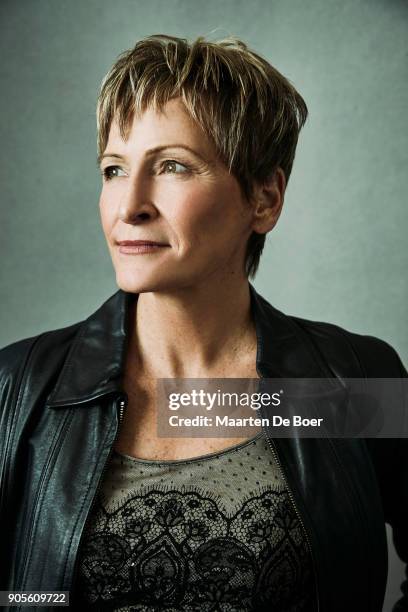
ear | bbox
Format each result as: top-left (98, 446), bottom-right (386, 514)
top-left (251, 167), bottom-right (286, 234)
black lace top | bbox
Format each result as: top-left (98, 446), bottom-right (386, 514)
top-left (72, 432), bottom-right (317, 611)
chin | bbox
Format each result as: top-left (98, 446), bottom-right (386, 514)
top-left (115, 272), bottom-right (159, 294)
top-left (115, 268), bottom-right (188, 295)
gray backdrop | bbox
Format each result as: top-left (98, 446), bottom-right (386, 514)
top-left (1, 1), bottom-right (407, 609)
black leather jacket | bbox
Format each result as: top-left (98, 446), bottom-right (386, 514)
top-left (0, 283), bottom-right (407, 612)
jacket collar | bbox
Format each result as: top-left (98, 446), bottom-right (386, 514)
top-left (46, 282), bottom-right (337, 408)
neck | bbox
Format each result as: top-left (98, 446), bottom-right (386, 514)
top-left (128, 276), bottom-right (257, 378)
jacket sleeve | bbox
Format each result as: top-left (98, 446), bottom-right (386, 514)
top-left (0, 335), bottom-right (39, 480)
top-left (290, 315), bottom-right (408, 610)
top-left (384, 349), bottom-right (408, 612)
top-left (357, 339), bottom-right (408, 612)
top-left (0, 334), bottom-right (42, 587)
top-left (304, 318), bottom-right (408, 611)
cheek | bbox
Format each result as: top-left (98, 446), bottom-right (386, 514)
top-left (99, 194), bottom-right (115, 237)
top-left (171, 199), bottom-right (220, 250)
top-left (174, 184), bottom-right (234, 233)
top-left (182, 186), bottom-right (245, 247)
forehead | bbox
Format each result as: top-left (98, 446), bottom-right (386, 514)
top-left (105, 97), bottom-right (216, 158)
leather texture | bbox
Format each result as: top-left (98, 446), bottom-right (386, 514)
top-left (0, 283), bottom-right (407, 612)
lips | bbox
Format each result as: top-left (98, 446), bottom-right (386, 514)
top-left (117, 240), bottom-right (168, 246)
top-left (116, 239), bottom-right (170, 255)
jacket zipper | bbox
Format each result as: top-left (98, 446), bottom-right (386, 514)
top-left (69, 392), bottom-right (128, 593)
top-left (261, 428), bottom-right (321, 612)
top-left (118, 397), bottom-right (127, 425)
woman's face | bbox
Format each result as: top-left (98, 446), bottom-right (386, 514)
top-left (99, 97), bottom-right (255, 294)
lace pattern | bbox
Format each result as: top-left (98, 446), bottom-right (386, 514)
top-left (73, 435), bottom-right (317, 611)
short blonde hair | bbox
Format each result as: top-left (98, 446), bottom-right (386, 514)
top-left (97, 34), bottom-right (308, 277)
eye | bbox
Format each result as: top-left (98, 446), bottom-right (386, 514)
top-left (101, 166), bottom-right (126, 180)
top-left (161, 160), bottom-right (190, 174)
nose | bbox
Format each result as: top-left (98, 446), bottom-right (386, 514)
top-left (118, 170), bottom-right (158, 225)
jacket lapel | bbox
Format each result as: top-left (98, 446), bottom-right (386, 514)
top-left (45, 290), bottom-right (135, 407)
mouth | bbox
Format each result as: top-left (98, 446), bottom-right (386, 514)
top-left (116, 240), bottom-right (170, 255)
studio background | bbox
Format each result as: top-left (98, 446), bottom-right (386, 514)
top-left (0, 1), bottom-right (407, 609)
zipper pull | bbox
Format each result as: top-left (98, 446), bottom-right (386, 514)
top-left (116, 393), bottom-right (128, 424)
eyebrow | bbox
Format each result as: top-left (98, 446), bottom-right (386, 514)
top-left (96, 144), bottom-right (209, 167)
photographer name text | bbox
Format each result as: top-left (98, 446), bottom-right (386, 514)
top-left (168, 415), bottom-right (323, 428)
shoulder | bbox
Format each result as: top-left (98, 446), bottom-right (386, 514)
top-left (289, 313), bottom-right (406, 378)
top-left (0, 321), bottom-right (87, 468)
top-left (287, 313), bottom-right (407, 504)
top-left (0, 321), bottom-right (83, 388)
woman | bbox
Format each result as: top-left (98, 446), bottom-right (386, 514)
top-left (0, 34), bottom-right (406, 612)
